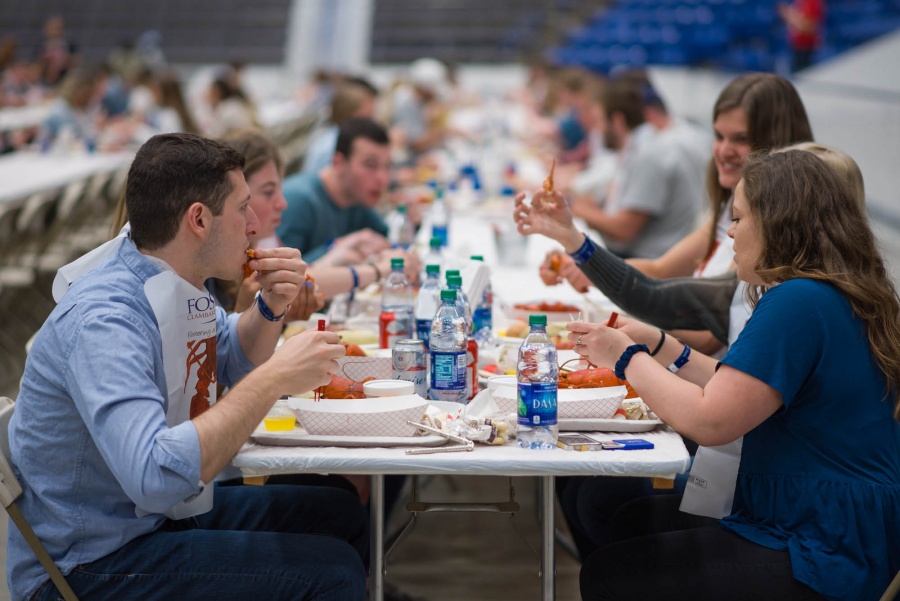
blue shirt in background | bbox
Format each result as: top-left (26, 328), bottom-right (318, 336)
top-left (276, 171), bottom-right (388, 263)
top-left (720, 279), bottom-right (900, 601)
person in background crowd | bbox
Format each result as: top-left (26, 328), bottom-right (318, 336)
top-left (38, 66), bottom-right (105, 152)
top-left (202, 76), bottom-right (258, 138)
top-left (303, 76), bottom-right (379, 174)
top-left (779, 0), bottom-right (825, 72)
top-left (563, 77), bottom-right (703, 261)
top-left (571, 149), bottom-right (900, 601)
top-left (390, 57), bottom-right (451, 160)
top-left (10, 133), bottom-right (368, 601)
top-left (37, 15), bottom-right (78, 87)
top-left (278, 117), bottom-right (392, 263)
top-left (554, 67), bottom-right (596, 164)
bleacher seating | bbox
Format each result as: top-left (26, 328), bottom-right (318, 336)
top-left (552, 0), bottom-right (900, 73)
top-left (0, 0), bottom-right (291, 64)
top-left (369, 0), bottom-right (601, 64)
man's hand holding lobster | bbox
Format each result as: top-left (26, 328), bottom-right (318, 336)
top-left (248, 247), bottom-right (307, 317)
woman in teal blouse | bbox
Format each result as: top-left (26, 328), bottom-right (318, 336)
top-left (569, 150), bottom-right (900, 601)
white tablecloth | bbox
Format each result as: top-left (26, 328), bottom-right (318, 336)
top-left (0, 151), bottom-right (133, 204)
top-left (233, 426), bottom-right (690, 478)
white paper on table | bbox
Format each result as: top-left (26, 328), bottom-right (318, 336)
top-left (679, 438), bottom-right (743, 519)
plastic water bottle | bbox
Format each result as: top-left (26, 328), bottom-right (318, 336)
top-left (429, 289), bottom-right (467, 404)
top-left (388, 204), bottom-right (415, 250)
top-left (517, 314), bottom-right (559, 449)
top-left (420, 236), bottom-right (443, 282)
top-left (431, 187), bottom-right (449, 247)
top-left (446, 273), bottom-right (478, 400)
top-left (379, 258), bottom-right (413, 349)
top-left (445, 273), bottom-right (472, 333)
top-left (415, 264), bottom-right (441, 350)
top-left (469, 255), bottom-right (493, 335)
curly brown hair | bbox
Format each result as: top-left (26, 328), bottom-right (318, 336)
top-left (742, 150), bottom-right (900, 414)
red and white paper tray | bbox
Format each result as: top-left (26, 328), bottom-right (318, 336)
top-left (337, 348), bottom-right (392, 382)
top-left (289, 395), bottom-right (429, 438)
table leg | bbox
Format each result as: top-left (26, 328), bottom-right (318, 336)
top-left (370, 474), bottom-right (385, 601)
top-left (541, 475), bottom-right (556, 600)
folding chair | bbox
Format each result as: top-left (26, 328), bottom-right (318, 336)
top-left (0, 397), bottom-right (79, 601)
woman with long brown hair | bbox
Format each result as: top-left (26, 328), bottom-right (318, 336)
top-left (570, 150), bottom-right (900, 600)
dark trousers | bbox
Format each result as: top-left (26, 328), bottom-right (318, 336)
top-left (579, 495), bottom-right (826, 601)
top-left (34, 484), bottom-right (368, 601)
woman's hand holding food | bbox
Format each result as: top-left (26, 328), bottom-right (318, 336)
top-left (566, 319), bottom-right (637, 369)
top-left (539, 251), bottom-right (565, 286)
top-left (513, 190), bottom-right (585, 253)
top-left (556, 254), bottom-right (591, 293)
top-left (249, 247), bottom-right (306, 316)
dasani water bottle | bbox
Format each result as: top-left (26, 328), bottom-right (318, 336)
top-left (517, 314), bottom-right (559, 449)
top-left (428, 289), bottom-right (468, 404)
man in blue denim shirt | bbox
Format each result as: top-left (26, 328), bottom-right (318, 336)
top-left (9, 133), bottom-right (367, 601)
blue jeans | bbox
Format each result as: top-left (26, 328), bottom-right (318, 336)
top-left (33, 484), bottom-right (368, 601)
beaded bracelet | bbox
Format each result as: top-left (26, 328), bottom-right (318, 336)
top-left (614, 343), bottom-right (650, 380)
top-left (256, 292), bottom-right (286, 322)
top-left (371, 262), bottom-right (383, 282)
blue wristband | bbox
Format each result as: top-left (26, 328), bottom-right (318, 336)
top-left (568, 235), bottom-right (597, 265)
top-left (615, 343), bottom-right (649, 380)
top-left (668, 344), bottom-right (691, 373)
top-left (255, 292), bottom-right (286, 322)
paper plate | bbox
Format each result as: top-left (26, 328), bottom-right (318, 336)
top-left (251, 424), bottom-right (448, 448)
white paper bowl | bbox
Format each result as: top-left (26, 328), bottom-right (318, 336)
top-left (492, 385), bottom-right (627, 419)
top-left (290, 395), bottom-right (428, 437)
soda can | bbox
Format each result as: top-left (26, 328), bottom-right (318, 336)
top-left (380, 310), bottom-right (412, 349)
top-left (392, 339), bottom-right (428, 398)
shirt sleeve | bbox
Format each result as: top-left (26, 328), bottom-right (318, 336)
top-left (578, 244), bottom-right (737, 344)
top-left (64, 307), bottom-right (203, 513)
top-left (720, 281), bottom-right (827, 407)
